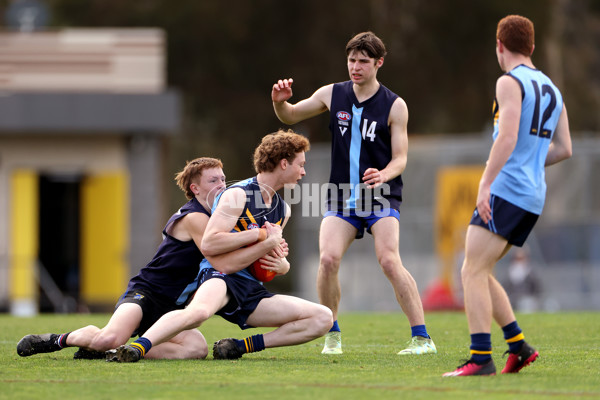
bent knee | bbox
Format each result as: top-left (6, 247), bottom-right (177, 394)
top-left (319, 253), bottom-right (342, 273)
top-left (377, 252), bottom-right (401, 269)
top-left (186, 339), bottom-right (208, 359)
top-left (192, 342), bottom-right (209, 359)
top-left (182, 307), bottom-right (211, 328)
top-left (313, 305), bottom-right (334, 335)
top-left (461, 261), bottom-right (487, 281)
top-left (91, 332), bottom-right (124, 351)
top-left (180, 331), bottom-right (209, 359)
top-left (378, 257), bottom-right (404, 279)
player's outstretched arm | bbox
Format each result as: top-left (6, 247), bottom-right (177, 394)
top-left (272, 79), bottom-right (332, 125)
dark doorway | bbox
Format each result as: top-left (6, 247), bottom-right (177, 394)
top-left (38, 174), bottom-right (81, 312)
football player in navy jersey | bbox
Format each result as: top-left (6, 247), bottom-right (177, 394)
top-left (443, 15), bottom-right (572, 377)
top-left (17, 158), bottom-right (226, 361)
top-left (271, 31), bottom-right (435, 356)
top-left (107, 130), bottom-right (333, 362)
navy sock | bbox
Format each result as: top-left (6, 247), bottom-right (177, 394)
top-left (502, 321), bottom-right (524, 353)
top-left (235, 334), bottom-right (265, 354)
top-left (329, 320), bottom-right (340, 333)
top-left (57, 332), bottom-right (71, 348)
top-left (131, 337), bottom-right (153, 357)
top-left (470, 333), bottom-right (492, 364)
top-left (411, 324), bottom-right (430, 339)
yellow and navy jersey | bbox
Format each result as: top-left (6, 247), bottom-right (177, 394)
top-left (126, 197), bottom-right (210, 306)
top-left (328, 81), bottom-right (403, 211)
top-left (202, 176), bottom-right (286, 282)
top-left (227, 177), bottom-right (286, 234)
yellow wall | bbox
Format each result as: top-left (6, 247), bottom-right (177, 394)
top-left (9, 170), bottom-right (39, 312)
top-left (80, 172), bottom-right (129, 306)
top-left (435, 166), bottom-right (484, 286)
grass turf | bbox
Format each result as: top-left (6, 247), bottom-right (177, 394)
top-left (1, 311), bottom-right (599, 399)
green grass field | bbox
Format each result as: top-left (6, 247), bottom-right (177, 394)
top-left (1, 311), bottom-right (599, 399)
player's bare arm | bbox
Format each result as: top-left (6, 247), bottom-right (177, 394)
top-left (363, 97), bottom-right (408, 188)
top-left (201, 188), bottom-right (281, 257)
top-left (476, 75), bottom-right (521, 223)
top-left (272, 79), bottom-right (333, 125)
top-left (267, 205), bottom-right (291, 259)
top-left (167, 212), bottom-right (208, 244)
top-left (254, 207), bottom-right (291, 275)
top-left (255, 240), bottom-right (291, 276)
top-left (207, 222), bottom-right (284, 274)
top-left (182, 211), bottom-right (273, 276)
top-left (545, 105), bottom-right (572, 166)
top-left (173, 212), bottom-right (210, 249)
top-left (208, 205), bottom-right (289, 273)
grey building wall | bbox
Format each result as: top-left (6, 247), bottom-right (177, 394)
top-left (127, 134), bottom-right (166, 274)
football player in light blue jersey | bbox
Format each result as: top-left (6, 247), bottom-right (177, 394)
top-left (444, 15), bottom-right (572, 377)
top-left (490, 64), bottom-right (563, 214)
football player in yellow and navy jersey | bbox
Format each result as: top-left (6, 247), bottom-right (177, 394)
top-left (17, 158), bottom-right (226, 361)
top-left (109, 130), bottom-right (333, 362)
top-left (208, 175), bottom-right (287, 283)
top-left (443, 15), bottom-right (572, 377)
top-left (271, 31), bottom-right (435, 356)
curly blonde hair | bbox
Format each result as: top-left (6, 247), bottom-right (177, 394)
top-left (175, 157), bottom-right (223, 199)
top-left (253, 129), bottom-right (310, 173)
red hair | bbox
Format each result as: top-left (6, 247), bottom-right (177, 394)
top-left (497, 15), bottom-right (535, 56)
top-left (175, 157), bottom-right (223, 199)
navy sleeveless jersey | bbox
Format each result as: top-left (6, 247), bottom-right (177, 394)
top-left (126, 197), bottom-right (210, 305)
top-left (201, 176), bottom-right (286, 282)
top-left (328, 81), bottom-right (403, 211)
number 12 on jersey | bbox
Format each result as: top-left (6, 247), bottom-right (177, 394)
top-left (529, 80), bottom-right (557, 139)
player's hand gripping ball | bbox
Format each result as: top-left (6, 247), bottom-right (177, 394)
top-left (248, 228), bottom-right (277, 282)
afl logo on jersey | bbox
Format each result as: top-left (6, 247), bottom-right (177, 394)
top-left (248, 223), bottom-right (260, 230)
top-left (336, 111), bottom-right (351, 121)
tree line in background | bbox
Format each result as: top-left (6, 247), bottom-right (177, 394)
top-left (4, 0), bottom-right (599, 182)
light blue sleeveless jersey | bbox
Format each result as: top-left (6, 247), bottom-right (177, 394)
top-left (490, 65), bottom-right (563, 214)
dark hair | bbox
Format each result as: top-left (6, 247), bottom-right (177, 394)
top-left (345, 31), bottom-right (387, 59)
top-left (174, 157), bottom-right (223, 199)
top-left (497, 15), bottom-right (534, 56)
top-left (253, 129), bottom-right (310, 173)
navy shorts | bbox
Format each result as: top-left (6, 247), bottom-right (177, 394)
top-left (115, 287), bottom-right (183, 337)
top-left (324, 208), bottom-right (400, 239)
top-left (199, 268), bottom-right (274, 330)
top-left (470, 195), bottom-right (539, 247)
